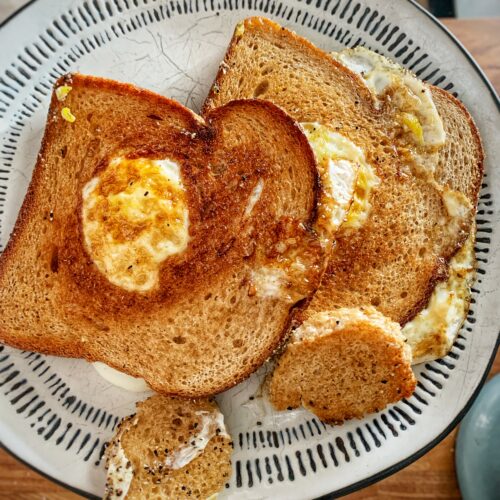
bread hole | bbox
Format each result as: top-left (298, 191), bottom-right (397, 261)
top-left (172, 417), bottom-right (182, 426)
top-left (371, 297), bottom-right (381, 307)
top-left (238, 76), bottom-right (244, 87)
top-left (173, 336), bottom-right (186, 344)
top-left (147, 114), bottom-right (163, 121)
top-left (230, 295), bottom-right (237, 305)
top-left (60, 145), bottom-right (67, 158)
top-left (86, 112), bottom-right (93, 122)
top-left (233, 339), bottom-right (243, 348)
top-left (253, 80), bottom-right (269, 98)
top-left (204, 292), bottom-right (212, 301)
top-left (400, 291), bottom-right (408, 298)
top-left (261, 66), bottom-right (273, 76)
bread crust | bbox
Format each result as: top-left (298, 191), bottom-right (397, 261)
top-left (203, 17), bottom-right (378, 117)
top-left (430, 85), bottom-right (484, 207)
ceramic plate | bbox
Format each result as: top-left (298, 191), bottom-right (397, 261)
top-left (0, 0), bottom-right (498, 498)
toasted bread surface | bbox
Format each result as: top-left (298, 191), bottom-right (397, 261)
top-left (0, 74), bottom-right (324, 396)
top-left (204, 17), bottom-right (481, 325)
top-left (431, 86), bottom-right (484, 206)
top-left (268, 308), bottom-right (416, 423)
top-left (104, 395), bottom-right (232, 499)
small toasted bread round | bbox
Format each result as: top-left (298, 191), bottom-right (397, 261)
top-left (104, 395), bottom-right (232, 499)
top-left (268, 308), bottom-right (416, 423)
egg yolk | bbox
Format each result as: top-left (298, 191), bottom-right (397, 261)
top-left (82, 157), bottom-right (189, 292)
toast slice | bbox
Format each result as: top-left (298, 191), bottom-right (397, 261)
top-left (203, 17), bottom-right (482, 329)
top-left (268, 308), bottom-right (416, 423)
top-left (104, 395), bottom-right (232, 499)
top-left (0, 74), bottom-right (325, 396)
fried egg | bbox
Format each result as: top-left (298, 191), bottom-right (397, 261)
top-left (93, 362), bottom-right (151, 392)
top-left (82, 156), bottom-right (189, 292)
top-left (403, 231), bottom-right (475, 364)
top-left (302, 122), bottom-right (379, 238)
top-left (332, 47), bottom-right (446, 148)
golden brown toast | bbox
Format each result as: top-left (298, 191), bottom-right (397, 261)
top-left (204, 17), bottom-right (482, 327)
top-left (0, 73), bottom-right (325, 397)
top-left (268, 308), bottom-right (416, 423)
top-left (104, 395), bottom-right (232, 499)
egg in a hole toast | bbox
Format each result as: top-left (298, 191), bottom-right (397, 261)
top-left (0, 73), bottom-right (325, 397)
top-left (204, 17), bottom-right (482, 421)
top-left (204, 17), bottom-right (482, 363)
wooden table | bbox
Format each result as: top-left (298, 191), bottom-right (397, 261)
top-left (0, 11), bottom-right (499, 500)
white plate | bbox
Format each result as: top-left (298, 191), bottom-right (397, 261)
top-left (0, 1), bottom-right (498, 498)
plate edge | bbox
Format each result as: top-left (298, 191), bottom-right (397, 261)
top-left (0, 1), bottom-right (498, 499)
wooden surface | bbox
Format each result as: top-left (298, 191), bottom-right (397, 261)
top-left (0, 12), bottom-right (499, 500)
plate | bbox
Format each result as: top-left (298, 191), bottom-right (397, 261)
top-left (0, 0), bottom-right (498, 498)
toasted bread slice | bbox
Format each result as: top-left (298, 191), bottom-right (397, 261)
top-left (204, 17), bottom-right (482, 327)
top-left (0, 74), bottom-right (325, 396)
top-left (268, 308), bottom-right (416, 423)
top-left (104, 395), bottom-right (232, 499)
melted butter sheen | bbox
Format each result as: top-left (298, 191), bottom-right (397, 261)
top-left (82, 157), bottom-right (189, 292)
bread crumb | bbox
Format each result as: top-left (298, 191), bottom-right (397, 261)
top-left (234, 22), bottom-right (245, 38)
top-left (61, 107), bottom-right (76, 123)
top-left (55, 85), bottom-right (72, 102)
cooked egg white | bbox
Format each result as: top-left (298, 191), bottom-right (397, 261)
top-left (82, 157), bottom-right (189, 292)
top-left (302, 122), bottom-right (379, 236)
top-left (248, 221), bottom-right (323, 303)
top-left (163, 410), bottom-right (229, 470)
top-left (442, 188), bottom-right (472, 219)
top-left (250, 266), bottom-right (288, 299)
top-left (93, 362), bottom-right (151, 392)
top-left (332, 47), bottom-right (446, 148)
top-left (403, 231), bottom-right (475, 364)
top-left (244, 178), bottom-right (264, 217)
top-left (105, 430), bottom-right (135, 499)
